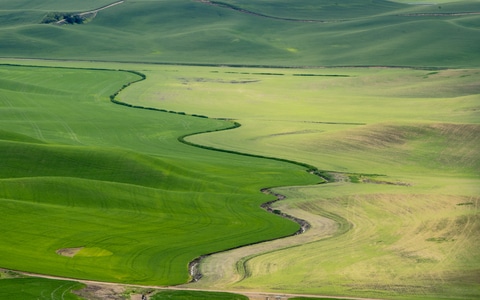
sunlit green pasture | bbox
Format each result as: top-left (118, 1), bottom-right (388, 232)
top-left (0, 274), bottom-right (83, 300)
top-left (1, 0), bottom-right (479, 299)
top-left (0, 64), bottom-right (319, 286)
top-left (121, 65), bottom-right (480, 175)
top-left (151, 290), bottom-right (247, 300)
top-left (1, 59), bottom-right (479, 299)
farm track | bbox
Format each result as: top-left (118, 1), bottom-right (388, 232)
top-left (399, 11), bottom-right (480, 17)
top-left (55, 0), bottom-right (124, 25)
top-left (13, 270), bottom-right (386, 300)
top-left (196, 0), bottom-right (480, 22)
top-left (195, 0), bottom-right (342, 23)
top-left (78, 0), bottom-right (124, 16)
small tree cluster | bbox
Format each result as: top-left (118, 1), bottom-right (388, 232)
top-left (64, 14), bottom-right (84, 24)
top-left (42, 12), bottom-right (84, 24)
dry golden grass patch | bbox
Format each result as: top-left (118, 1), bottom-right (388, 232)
top-left (214, 185), bottom-right (479, 298)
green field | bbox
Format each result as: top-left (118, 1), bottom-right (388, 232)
top-left (0, 0), bottom-right (479, 299)
top-left (151, 290), bottom-right (247, 300)
top-left (0, 0), bottom-right (480, 67)
top-left (0, 269), bottom-right (83, 300)
top-left (118, 64), bottom-right (480, 299)
top-left (0, 278), bottom-right (83, 300)
top-left (0, 64), bottom-right (319, 286)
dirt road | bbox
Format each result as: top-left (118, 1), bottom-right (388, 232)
top-left (13, 269), bottom-right (384, 300)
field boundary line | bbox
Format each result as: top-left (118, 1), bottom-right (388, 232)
top-left (398, 11), bottom-right (480, 17)
top-left (7, 268), bottom-right (386, 300)
top-left (0, 57), bottom-right (451, 70)
top-left (197, 0), bottom-right (480, 24)
top-left (195, 0), bottom-right (341, 23)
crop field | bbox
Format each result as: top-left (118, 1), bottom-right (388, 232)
top-left (0, 276), bottom-right (83, 300)
top-left (0, 64), bottom-right (319, 285)
top-left (118, 64), bottom-right (480, 299)
top-left (0, 0), bottom-right (479, 299)
top-left (151, 290), bottom-right (247, 300)
top-left (0, 0), bottom-right (479, 67)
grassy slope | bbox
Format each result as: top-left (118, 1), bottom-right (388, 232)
top-left (117, 64), bottom-right (480, 299)
top-left (234, 185), bottom-right (479, 299)
top-left (123, 66), bottom-right (480, 174)
top-left (151, 290), bottom-right (248, 300)
top-left (217, 0), bottom-right (407, 20)
top-left (0, 0), bottom-right (114, 10)
top-left (0, 0), bottom-right (479, 299)
top-left (0, 65), bottom-right (319, 285)
top-left (2, 60), bottom-right (476, 299)
top-left (0, 0), bottom-right (115, 27)
top-left (0, 0), bottom-right (479, 67)
top-left (0, 277), bottom-right (84, 300)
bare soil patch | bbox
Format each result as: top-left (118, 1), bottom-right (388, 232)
top-left (73, 283), bottom-right (127, 300)
top-left (56, 247), bottom-right (84, 257)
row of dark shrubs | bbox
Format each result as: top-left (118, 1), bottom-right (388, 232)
top-left (109, 70), bottom-right (208, 119)
top-left (221, 71), bottom-right (350, 77)
top-left (177, 126), bottom-right (337, 184)
top-left (110, 96), bottom-right (209, 119)
top-left (0, 64), bottom-right (361, 185)
top-left (108, 69), bottom-right (338, 183)
top-left (293, 74), bottom-right (350, 77)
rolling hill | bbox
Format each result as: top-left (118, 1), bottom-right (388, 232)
top-left (0, 0), bottom-right (479, 299)
top-left (0, 0), bottom-right (479, 67)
